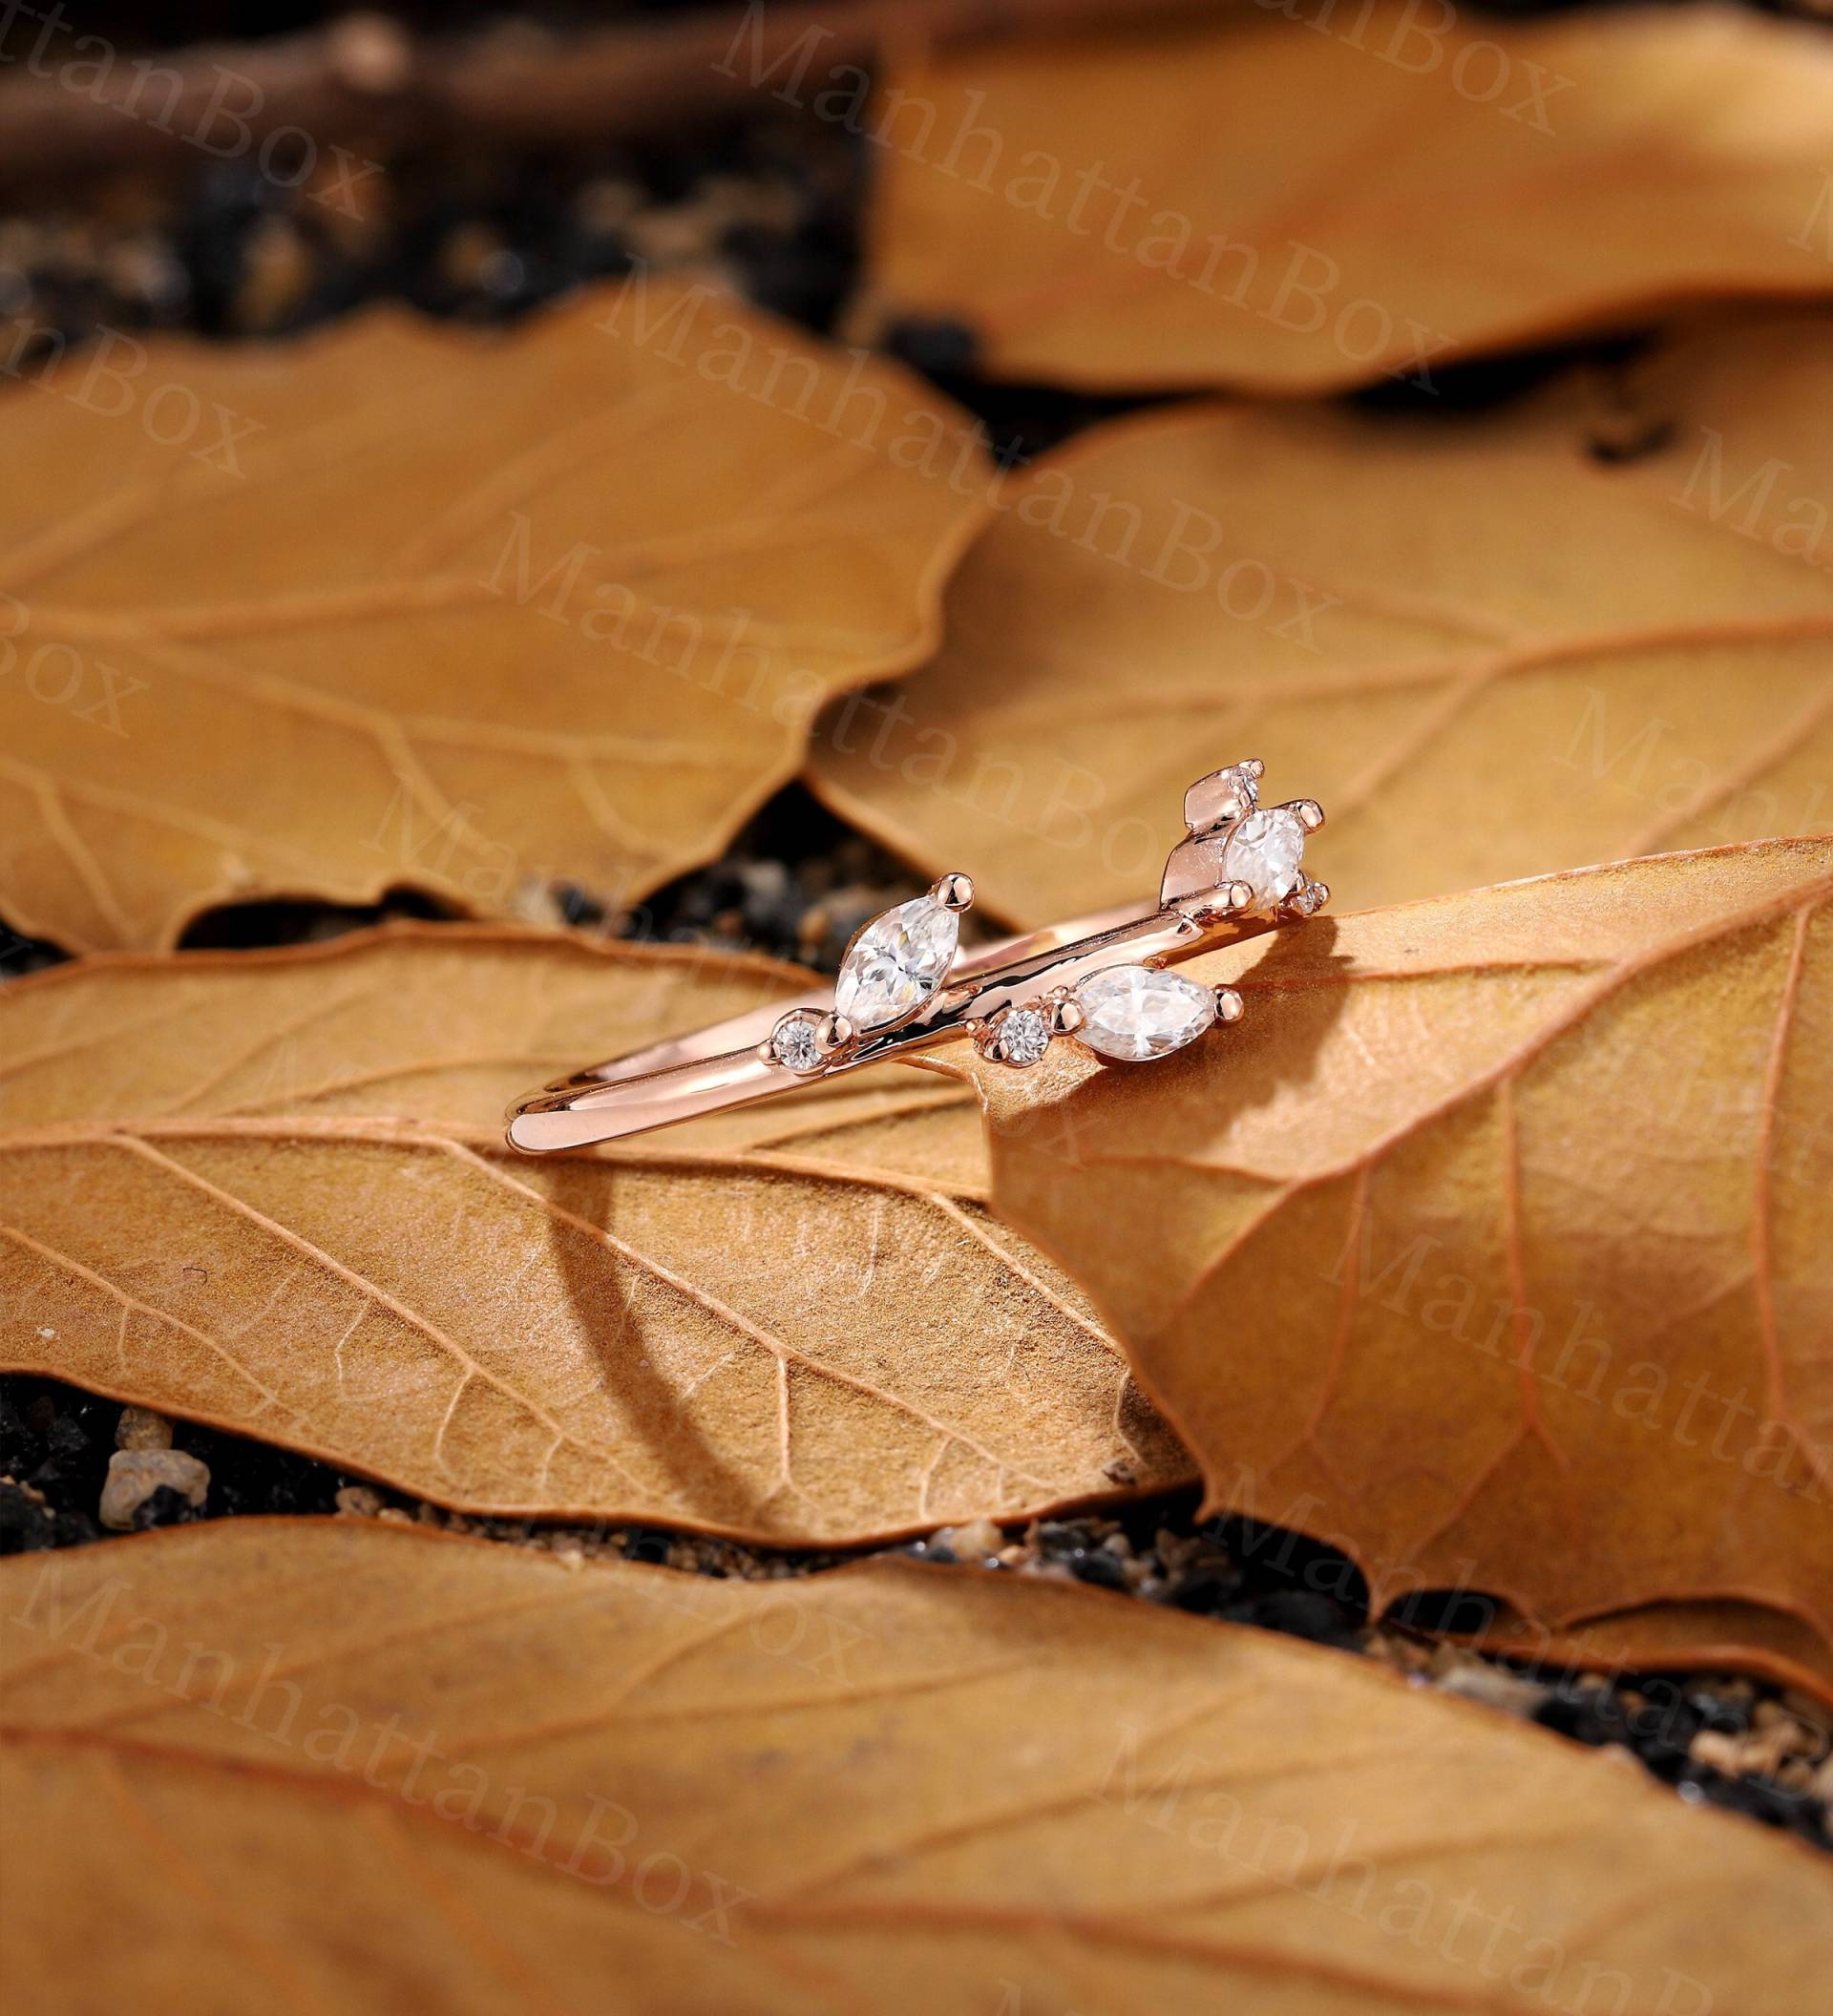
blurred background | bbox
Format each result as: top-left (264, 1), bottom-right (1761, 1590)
top-left (10, 0), bottom-right (1819, 446)
top-left (3, 0), bottom-right (1824, 992)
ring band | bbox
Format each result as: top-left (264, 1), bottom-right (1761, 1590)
top-left (506, 761), bottom-right (1327, 1153)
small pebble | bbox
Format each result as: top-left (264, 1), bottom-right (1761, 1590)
top-left (116, 1405), bottom-right (174, 1452)
top-left (1754, 1699), bottom-right (1823, 1757)
top-left (99, 1448), bottom-right (208, 1531)
top-left (327, 11), bottom-right (413, 93)
top-left (1436, 1661), bottom-right (1551, 1719)
top-left (933, 1519), bottom-right (1001, 1562)
top-left (334, 1485), bottom-right (385, 1518)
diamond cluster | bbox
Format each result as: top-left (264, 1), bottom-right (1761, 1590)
top-left (1167, 757), bottom-right (1325, 925)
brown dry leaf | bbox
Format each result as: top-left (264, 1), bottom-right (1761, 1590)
top-left (7, 1520), bottom-right (1830, 2014)
top-left (0, 283), bottom-right (991, 952)
top-left (857, 3), bottom-right (1833, 392)
top-left (1471, 1599), bottom-right (1833, 1710)
top-left (942, 839), bottom-right (1833, 1698)
top-left (810, 317), bottom-right (1833, 927)
top-left (0, 925), bottom-right (1187, 1538)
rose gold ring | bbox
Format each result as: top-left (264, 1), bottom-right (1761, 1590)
top-left (506, 761), bottom-right (1327, 1153)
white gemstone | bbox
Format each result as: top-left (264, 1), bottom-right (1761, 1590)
top-left (770, 1017), bottom-right (821, 1073)
top-left (1209, 807), bottom-right (1305, 914)
top-left (1074, 965), bottom-right (1216, 1062)
top-left (834, 895), bottom-right (959, 1030)
top-left (996, 1007), bottom-right (1050, 1067)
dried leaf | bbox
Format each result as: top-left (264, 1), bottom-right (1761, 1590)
top-left (945, 841), bottom-right (1833, 1697)
top-left (6, 1520), bottom-right (1828, 2012)
top-left (0, 926), bottom-right (1186, 1537)
top-left (0, 284), bottom-right (991, 951)
top-left (858, 4), bottom-right (1833, 392)
top-left (1471, 1598), bottom-right (1833, 1709)
top-left (810, 318), bottom-right (1833, 927)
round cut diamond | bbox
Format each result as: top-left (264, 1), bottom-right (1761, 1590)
top-left (997, 1007), bottom-right (1050, 1067)
top-left (769, 1017), bottom-right (822, 1073)
top-left (834, 895), bottom-right (959, 1030)
top-left (1074, 965), bottom-right (1216, 1062)
top-left (1209, 807), bottom-right (1305, 914)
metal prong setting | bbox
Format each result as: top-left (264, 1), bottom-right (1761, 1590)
top-left (1277, 871), bottom-right (1330, 921)
top-left (1168, 878), bottom-right (1257, 929)
top-left (1044, 990), bottom-right (1085, 1037)
top-left (933, 872), bottom-right (975, 913)
top-left (1213, 986), bottom-right (1245, 1023)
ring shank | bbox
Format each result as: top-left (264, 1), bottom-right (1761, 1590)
top-left (504, 897), bottom-right (1165, 1152)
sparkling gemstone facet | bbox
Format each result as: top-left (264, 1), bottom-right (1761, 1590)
top-left (996, 1007), bottom-right (1051, 1067)
top-left (770, 1017), bottom-right (822, 1073)
top-left (834, 895), bottom-right (959, 1030)
top-left (1074, 965), bottom-right (1216, 1061)
top-left (1208, 807), bottom-right (1305, 914)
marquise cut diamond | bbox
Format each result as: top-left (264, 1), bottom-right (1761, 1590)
top-left (1210, 806), bottom-right (1305, 914)
top-left (1074, 965), bottom-right (1216, 1061)
top-left (834, 895), bottom-right (959, 1030)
